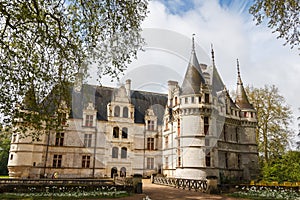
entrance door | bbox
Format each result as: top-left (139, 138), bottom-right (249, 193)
top-left (111, 167), bottom-right (117, 178)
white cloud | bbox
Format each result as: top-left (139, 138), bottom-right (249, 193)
top-left (91, 0), bottom-right (299, 132)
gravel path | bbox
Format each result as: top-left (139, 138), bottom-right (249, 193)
top-left (100, 179), bottom-right (248, 200)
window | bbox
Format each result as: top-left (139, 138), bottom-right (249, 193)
top-left (205, 138), bottom-right (209, 146)
top-left (147, 157), bottom-right (154, 169)
top-left (113, 127), bottom-right (119, 138)
top-left (147, 137), bottom-right (154, 150)
top-left (55, 132), bottom-right (64, 146)
top-left (121, 147), bottom-right (127, 158)
top-left (165, 136), bottom-right (168, 148)
top-left (112, 147), bottom-right (118, 158)
top-left (123, 107), bottom-right (128, 118)
top-left (204, 117), bottom-right (209, 135)
top-left (84, 134), bottom-right (92, 147)
top-left (114, 106), bottom-right (120, 117)
top-left (225, 153), bottom-right (228, 168)
top-left (205, 93), bottom-right (209, 103)
top-left (122, 127), bottom-right (128, 139)
top-left (10, 154), bottom-right (13, 160)
top-left (82, 155), bottom-right (91, 168)
top-left (147, 120), bottom-right (155, 131)
top-left (237, 154), bottom-right (241, 169)
top-left (165, 157), bottom-right (169, 169)
top-left (85, 115), bottom-right (93, 126)
top-left (53, 154), bottom-right (62, 168)
top-left (165, 119), bottom-right (169, 130)
top-left (223, 125), bottom-right (227, 141)
top-left (244, 112), bottom-right (247, 118)
top-left (205, 151), bottom-right (211, 167)
top-left (198, 96), bottom-right (202, 103)
top-left (236, 127), bottom-right (239, 143)
top-left (174, 97), bottom-right (178, 105)
top-left (177, 156), bottom-right (181, 167)
top-left (12, 134), bottom-right (17, 143)
top-left (185, 97), bottom-right (188, 104)
top-left (191, 96), bottom-right (194, 103)
top-left (177, 119), bottom-right (180, 137)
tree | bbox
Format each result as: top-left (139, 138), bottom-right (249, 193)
top-left (246, 85), bottom-right (293, 164)
top-left (249, 0), bottom-right (300, 49)
top-left (0, 125), bottom-right (10, 175)
top-left (262, 151), bottom-right (300, 182)
top-left (0, 0), bottom-right (148, 129)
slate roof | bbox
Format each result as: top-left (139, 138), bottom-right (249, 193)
top-left (70, 84), bottom-right (168, 125)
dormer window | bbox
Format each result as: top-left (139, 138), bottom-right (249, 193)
top-left (85, 115), bottom-right (93, 127)
top-left (58, 112), bottom-right (67, 125)
top-left (147, 120), bottom-right (155, 131)
top-left (191, 96), bottom-right (195, 103)
top-left (114, 106), bottom-right (120, 117)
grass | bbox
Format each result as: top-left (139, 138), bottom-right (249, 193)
top-left (0, 175), bottom-right (9, 178)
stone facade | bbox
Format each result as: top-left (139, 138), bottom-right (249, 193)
top-left (8, 39), bottom-right (259, 182)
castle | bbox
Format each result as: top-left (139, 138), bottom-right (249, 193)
top-left (8, 38), bottom-right (259, 182)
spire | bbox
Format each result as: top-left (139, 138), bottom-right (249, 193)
top-left (181, 34), bottom-right (206, 95)
top-left (235, 59), bottom-right (253, 109)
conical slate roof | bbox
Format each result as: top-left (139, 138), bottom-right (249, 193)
top-left (181, 37), bottom-right (206, 95)
top-left (235, 59), bottom-right (253, 109)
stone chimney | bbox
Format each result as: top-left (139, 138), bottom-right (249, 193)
top-left (168, 80), bottom-right (178, 106)
top-left (125, 79), bottom-right (131, 97)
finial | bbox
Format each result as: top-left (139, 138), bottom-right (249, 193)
top-left (192, 33), bottom-right (195, 52)
top-left (211, 43), bottom-right (215, 66)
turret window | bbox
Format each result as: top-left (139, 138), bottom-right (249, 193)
top-left (225, 153), bottom-right (228, 168)
top-left (204, 117), bottom-right (209, 135)
top-left (205, 93), bottom-right (209, 103)
top-left (185, 97), bottom-right (188, 104)
top-left (191, 96), bottom-right (194, 103)
top-left (205, 150), bottom-right (211, 167)
top-left (174, 97), bottom-right (178, 105)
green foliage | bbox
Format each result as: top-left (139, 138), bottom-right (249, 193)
top-left (0, 126), bottom-right (10, 175)
top-left (249, 0), bottom-right (300, 49)
top-left (0, 0), bottom-right (148, 131)
top-left (263, 151), bottom-right (300, 182)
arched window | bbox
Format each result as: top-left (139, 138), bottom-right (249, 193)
top-left (122, 127), bottom-right (128, 139)
top-left (120, 167), bottom-right (126, 177)
top-left (113, 127), bottom-right (119, 138)
top-left (112, 147), bottom-right (118, 158)
top-left (121, 147), bottom-right (127, 158)
top-left (123, 107), bottom-right (128, 118)
top-left (114, 106), bottom-right (120, 117)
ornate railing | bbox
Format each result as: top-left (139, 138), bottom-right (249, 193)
top-left (153, 177), bottom-right (208, 192)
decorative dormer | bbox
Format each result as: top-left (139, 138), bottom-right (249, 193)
top-left (107, 83), bottom-right (134, 123)
top-left (82, 102), bottom-right (97, 127)
top-left (145, 108), bottom-right (158, 131)
top-left (57, 100), bottom-right (70, 126)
